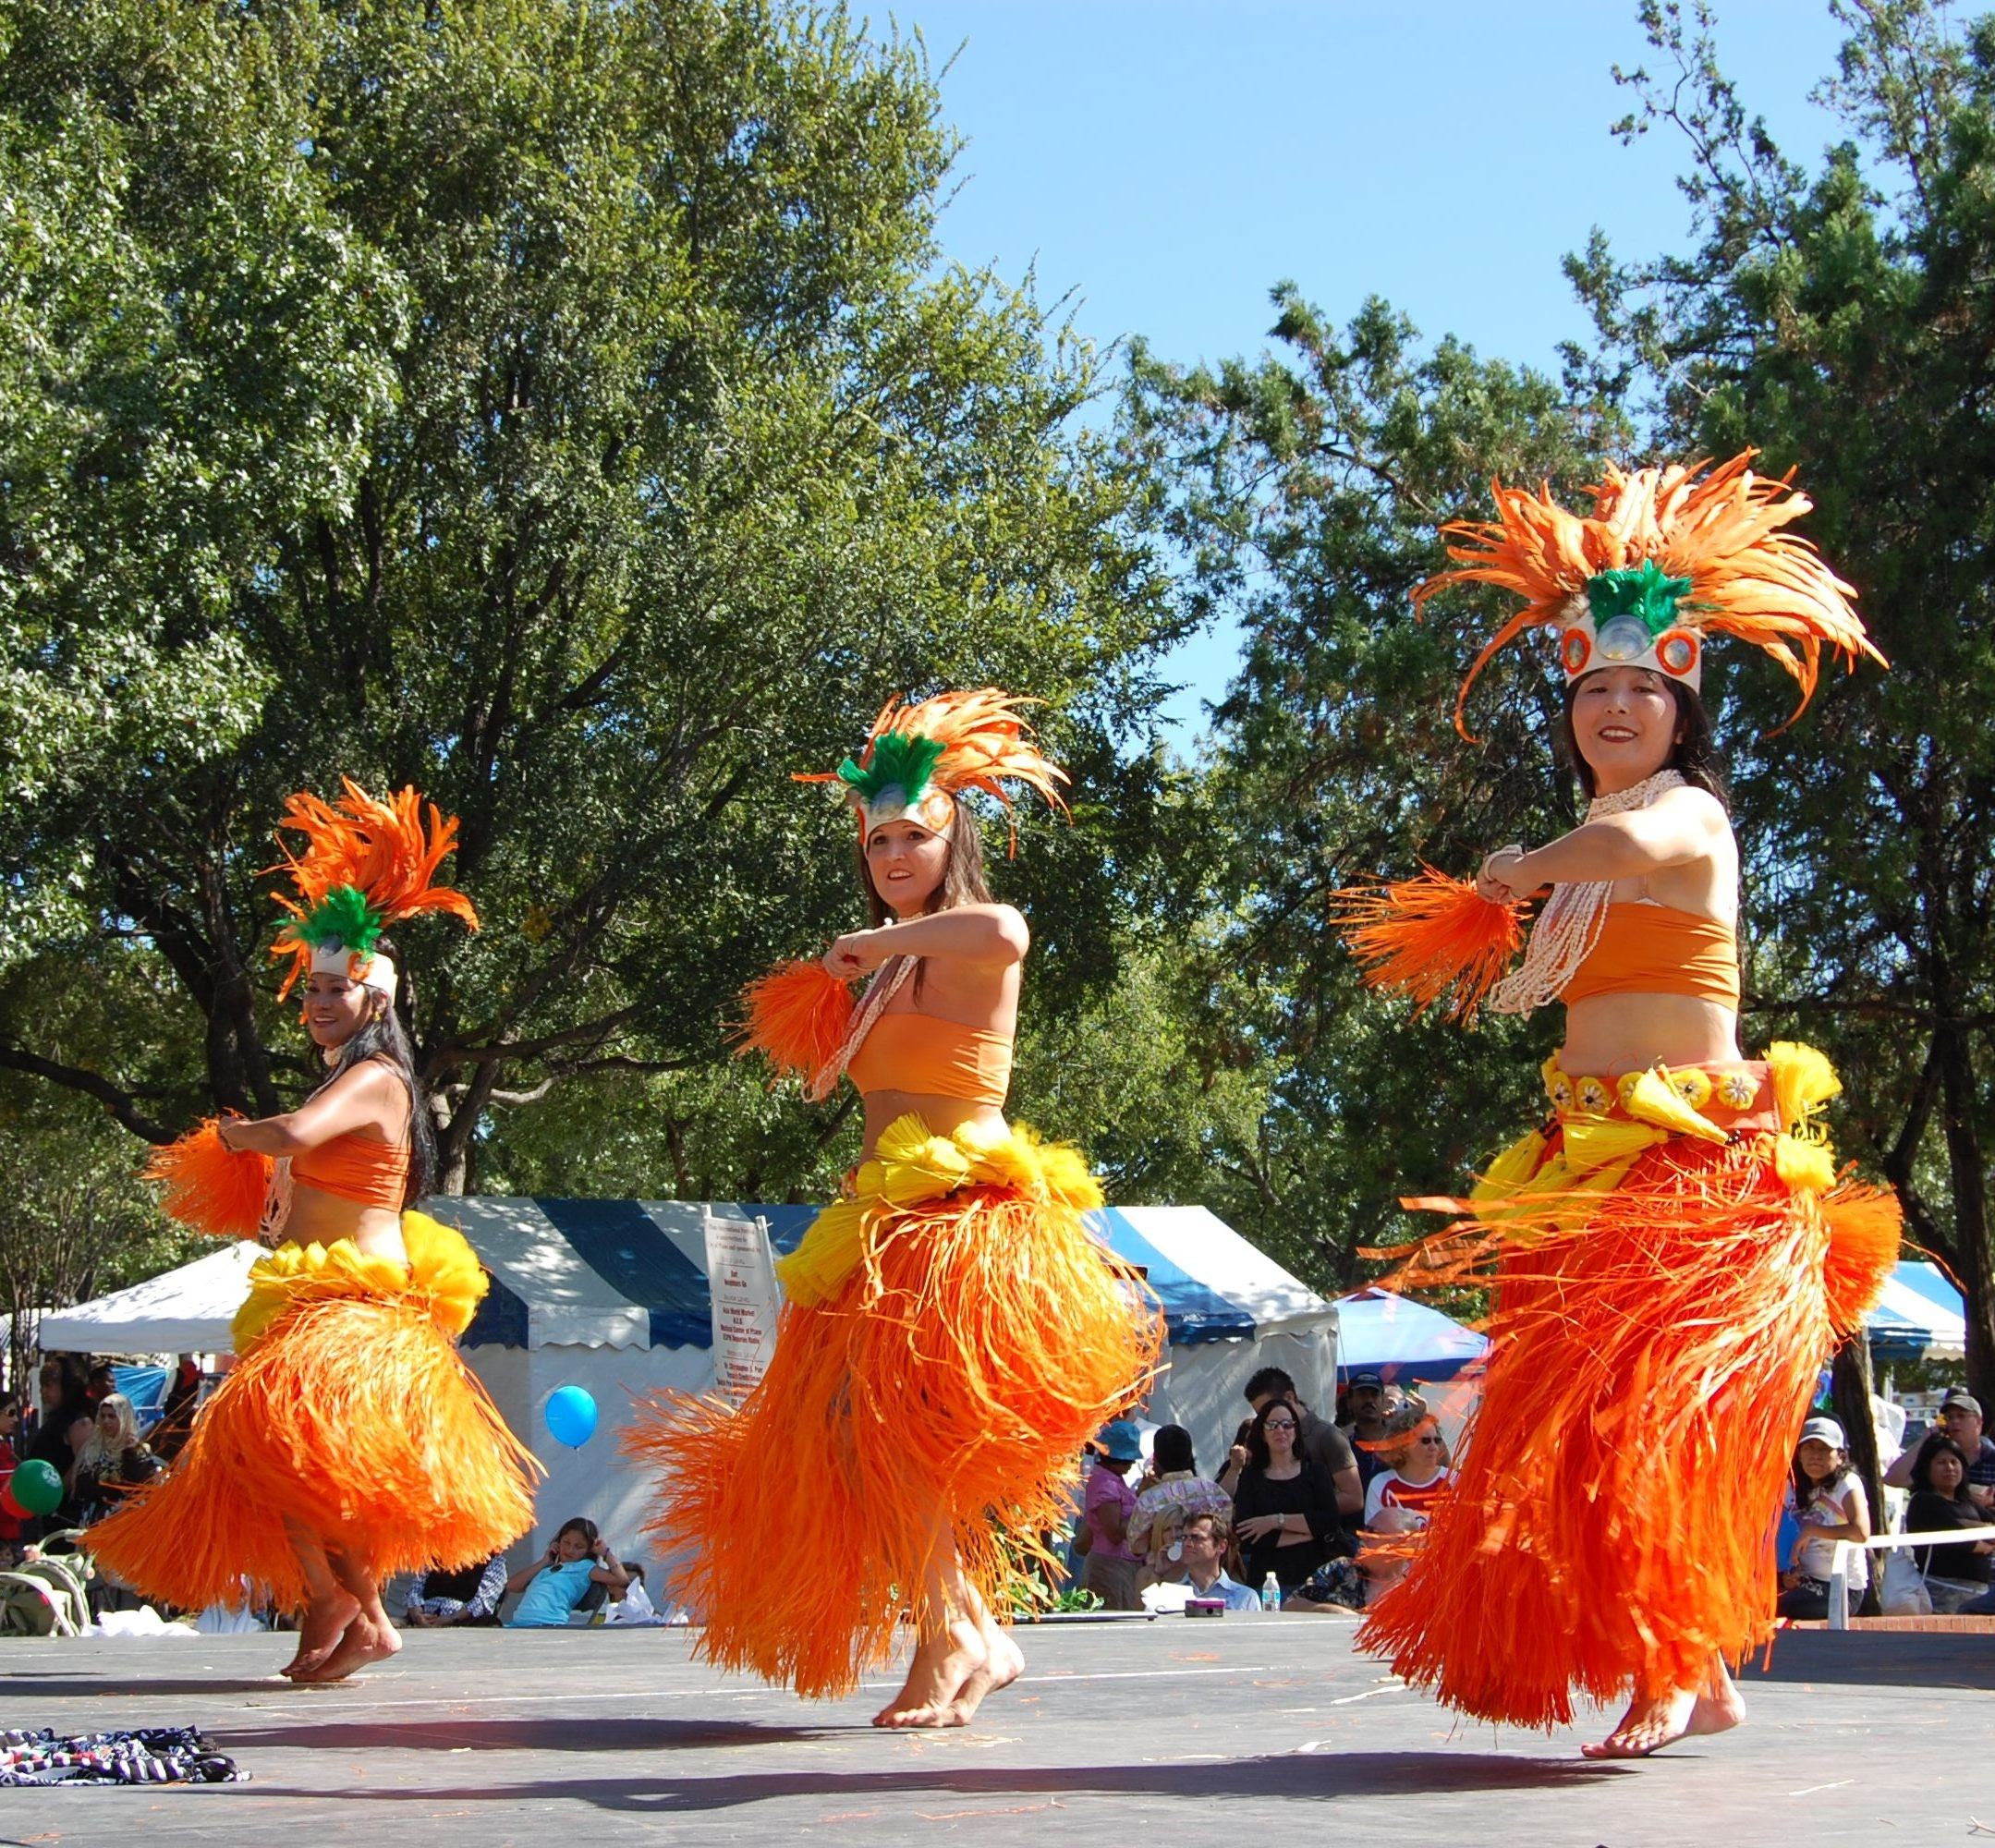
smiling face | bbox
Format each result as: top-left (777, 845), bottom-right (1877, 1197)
top-left (863, 818), bottom-right (951, 918)
top-left (1570, 666), bottom-right (1684, 795)
top-left (300, 969), bottom-right (382, 1052)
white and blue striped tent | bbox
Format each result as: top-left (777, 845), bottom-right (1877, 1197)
top-left (39, 1197), bottom-right (1338, 1561)
top-left (438, 1197), bottom-right (1338, 1547)
top-left (1865, 1260), bottom-right (1967, 1362)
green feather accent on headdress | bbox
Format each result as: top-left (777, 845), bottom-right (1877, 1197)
top-left (1585, 559), bottom-right (1694, 637)
top-left (295, 884), bottom-right (383, 955)
top-left (836, 731), bottom-right (945, 808)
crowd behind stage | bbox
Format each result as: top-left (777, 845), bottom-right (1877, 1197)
top-left (6, 1350), bottom-right (1992, 1630)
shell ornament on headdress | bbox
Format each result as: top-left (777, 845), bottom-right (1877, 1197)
top-left (798, 687), bottom-right (1069, 850)
top-left (1417, 450), bottom-right (1885, 738)
top-left (269, 779), bottom-right (480, 1001)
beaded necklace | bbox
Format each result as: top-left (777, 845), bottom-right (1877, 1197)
top-left (1490, 769), bottom-right (1687, 1015)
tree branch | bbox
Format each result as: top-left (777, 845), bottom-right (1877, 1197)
top-left (0, 1044), bottom-right (175, 1144)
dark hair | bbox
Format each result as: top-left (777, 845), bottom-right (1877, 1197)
top-left (1152, 1424), bottom-right (1195, 1476)
top-left (38, 1357), bottom-right (85, 1405)
top-left (308, 933), bottom-right (434, 1203)
top-left (858, 797), bottom-right (993, 930)
top-left (1911, 1434), bottom-right (1974, 1502)
top-left (553, 1516), bottom-right (600, 1548)
top-left (1245, 1397), bottom-right (1303, 1474)
top-left (0, 1390), bottom-right (19, 1416)
top-left (1557, 676), bottom-right (1732, 811)
top-left (1243, 1366), bottom-right (1297, 1407)
top-left (1789, 1437), bottom-right (1854, 1512)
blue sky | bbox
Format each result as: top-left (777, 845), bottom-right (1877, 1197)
top-left (875, 1), bottom-right (1858, 731)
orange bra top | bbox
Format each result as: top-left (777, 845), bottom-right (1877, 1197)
top-left (845, 1011), bottom-right (1014, 1107)
top-left (1563, 902), bottom-right (1741, 1010)
top-left (291, 1132), bottom-right (412, 1211)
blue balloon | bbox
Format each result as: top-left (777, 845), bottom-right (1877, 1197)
top-left (544, 1384), bottom-right (598, 1449)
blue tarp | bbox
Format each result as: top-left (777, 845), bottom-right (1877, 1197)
top-left (1332, 1287), bottom-right (1487, 1382)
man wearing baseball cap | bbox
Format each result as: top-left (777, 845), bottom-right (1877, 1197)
top-left (1885, 1392), bottom-right (1995, 1510)
top-left (1340, 1372), bottom-right (1393, 1492)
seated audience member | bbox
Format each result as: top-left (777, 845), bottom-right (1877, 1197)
top-left (1777, 1416), bottom-right (1869, 1620)
top-left (1220, 1367), bottom-right (1363, 1525)
top-left (1080, 1420), bottom-right (1144, 1611)
top-left (1338, 1372), bottom-right (1393, 1492)
top-left (1286, 1507), bottom-right (1423, 1613)
top-left (1142, 1512), bottom-right (1259, 1612)
top-left (1903, 1435), bottom-right (1995, 1613)
top-left (150, 1357), bottom-right (203, 1465)
top-left (1126, 1425), bottom-right (1232, 1589)
top-left (0, 1391), bottom-right (22, 1568)
top-left (1884, 1392), bottom-right (1995, 1509)
top-left (1360, 1397), bottom-right (1454, 1524)
top-left (504, 1517), bottom-right (632, 1627)
top-left (1232, 1397), bottom-right (1344, 1592)
top-left (66, 1393), bottom-right (162, 1527)
top-left (406, 1553), bottom-right (509, 1627)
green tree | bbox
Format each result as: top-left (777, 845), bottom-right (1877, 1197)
top-left (0, 0), bottom-right (1176, 1194)
top-left (1123, 290), bottom-right (1627, 1291)
top-left (0, 948), bottom-right (202, 1384)
top-left (1570, 0), bottom-right (1995, 1403)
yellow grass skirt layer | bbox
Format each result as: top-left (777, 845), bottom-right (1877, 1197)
top-left (89, 1211), bottom-right (541, 1612)
top-left (624, 1113), bottom-right (1163, 1698)
top-left (1358, 1045), bottom-right (1899, 1728)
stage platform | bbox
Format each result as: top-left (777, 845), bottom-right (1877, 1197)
top-left (2, 1615), bottom-right (1989, 1844)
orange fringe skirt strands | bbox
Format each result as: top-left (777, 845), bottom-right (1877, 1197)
top-left (89, 1211), bottom-right (541, 1612)
top-left (1356, 1045), bottom-right (1900, 1729)
top-left (624, 1112), bottom-right (1163, 1700)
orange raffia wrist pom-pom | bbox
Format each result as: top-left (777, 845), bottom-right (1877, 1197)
top-left (1330, 869), bottom-right (1525, 1024)
top-left (736, 960), bottom-right (855, 1079)
top-left (145, 1120), bottom-right (274, 1238)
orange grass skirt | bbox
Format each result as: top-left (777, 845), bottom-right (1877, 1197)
top-left (89, 1211), bottom-right (541, 1613)
top-left (623, 1114), bottom-right (1162, 1699)
top-left (1357, 1054), bottom-right (1899, 1728)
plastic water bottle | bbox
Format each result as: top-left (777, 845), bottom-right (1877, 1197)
top-left (1260, 1571), bottom-right (1281, 1612)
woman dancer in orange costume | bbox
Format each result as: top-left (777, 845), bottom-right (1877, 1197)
top-left (1338, 455), bottom-right (1900, 1757)
top-left (627, 690), bottom-right (1161, 1728)
top-left (92, 784), bottom-right (540, 1681)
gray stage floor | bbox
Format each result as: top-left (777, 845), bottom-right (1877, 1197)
top-left (2, 1615), bottom-right (1989, 1845)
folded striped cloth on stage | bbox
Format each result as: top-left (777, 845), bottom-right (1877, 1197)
top-left (0, 1726), bottom-right (246, 1786)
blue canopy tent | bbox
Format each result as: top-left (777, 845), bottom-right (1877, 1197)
top-left (1865, 1260), bottom-right (1967, 1361)
top-left (1332, 1287), bottom-right (1488, 1383)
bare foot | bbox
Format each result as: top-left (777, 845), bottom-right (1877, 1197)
top-left (292, 1617), bottom-right (403, 1684)
top-left (1580, 1685), bottom-right (1699, 1759)
top-left (278, 1591), bottom-right (359, 1680)
top-left (946, 1623), bottom-right (1025, 1726)
top-left (873, 1618), bottom-right (986, 1729)
top-left (1686, 1659), bottom-right (1746, 1738)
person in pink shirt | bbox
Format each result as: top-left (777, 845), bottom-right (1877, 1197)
top-left (1079, 1421), bottom-right (1143, 1611)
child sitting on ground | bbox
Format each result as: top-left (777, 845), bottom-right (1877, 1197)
top-left (503, 1517), bottom-right (632, 1628)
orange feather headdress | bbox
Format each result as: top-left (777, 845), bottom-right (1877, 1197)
top-left (268, 779), bottom-right (480, 999)
top-left (797, 687), bottom-right (1069, 851)
top-left (1417, 451), bottom-right (1885, 738)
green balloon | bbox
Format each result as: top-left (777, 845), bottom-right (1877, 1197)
top-left (10, 1458), bottom-right (63, 1516)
